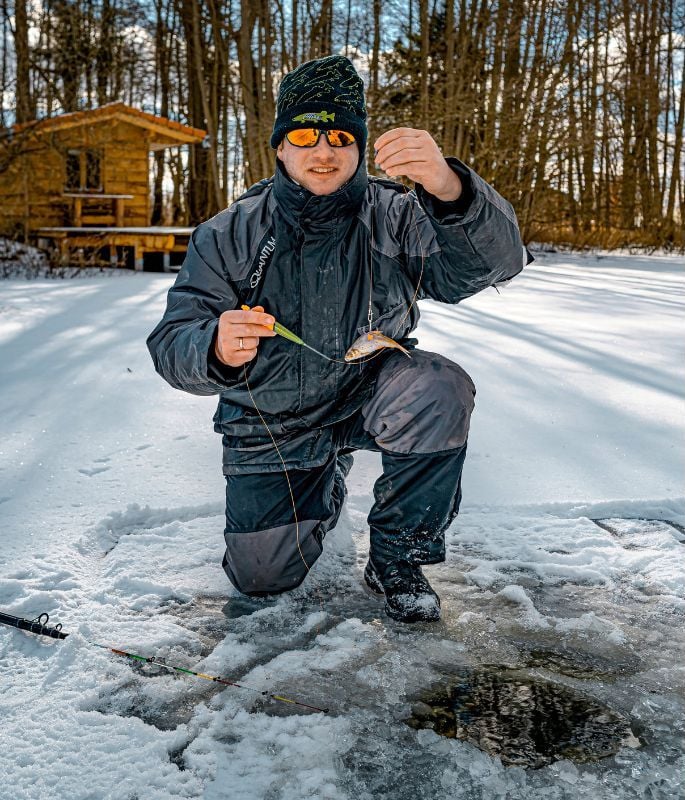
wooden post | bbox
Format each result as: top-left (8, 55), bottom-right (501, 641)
top-left (73, 196), bottom-right (83, 227)
top-left (110, 246), bottom-right (118, 268)
top-left (114, 197), bottom-right (125, 227)
top-left (23, 170), bottom-right (30, 242)
top-left (59, 238), bottom-right (70, 265)
top-left (162, 252), bottom-right (171, 272)
top-left (134, 245), bottom-right (144, 271)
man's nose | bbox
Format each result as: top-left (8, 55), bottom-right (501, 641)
top-left (314, 133), bottom-right (334, 150)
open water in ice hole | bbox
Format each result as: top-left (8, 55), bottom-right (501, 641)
top-left (406, 667), bottom-right (641, 770)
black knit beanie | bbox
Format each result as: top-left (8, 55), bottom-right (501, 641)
top-left (270, 55), bottom-right (367, 155)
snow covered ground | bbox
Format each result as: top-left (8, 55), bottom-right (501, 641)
top-left (0, 249), bottom-right (683, 799)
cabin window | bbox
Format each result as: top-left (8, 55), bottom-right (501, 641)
top-left (85, 150), bottom-right (101, 190)
top-left (65, 151), bottom-right (81, 190)
top-left (64, 149), bottom-right (102, 192)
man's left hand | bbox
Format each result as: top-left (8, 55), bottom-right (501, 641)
top-left (374, 128), bottom-right (462, 202)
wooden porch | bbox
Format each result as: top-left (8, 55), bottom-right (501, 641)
top-left (37, 226), bottom-right (194, 271)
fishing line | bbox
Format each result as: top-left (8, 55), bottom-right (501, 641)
top-left (334, 177), bottom-right (425, 366)
top-left (352, 177), bottom-right (425, 365)
top-left (241, 366), bottom-right (308, 573)
top-left (241, 360), bottom-right (326, 622)
top-left (391, 183), bottom-right (426, 338)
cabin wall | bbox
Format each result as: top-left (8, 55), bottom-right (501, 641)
top-left (0, 135), bottom-right (67, 236)
top-left (0, 118), bottom-right (152, 237)
top-left (0, 150), bottom-right (29, 237)
top-left (101, 120), bottom-right (149, 226)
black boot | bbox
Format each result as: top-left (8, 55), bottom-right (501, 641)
top-left (364, 556), bottom-right (441, 623)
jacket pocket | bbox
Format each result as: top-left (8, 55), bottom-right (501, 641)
top-left (213, 399), bottom-right (246, 434)
top-left (221, 423), bottom-right (334, 475)
top-left (214, 399), bottom-right (335, 474)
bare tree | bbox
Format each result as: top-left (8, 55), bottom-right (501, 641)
top-left (0, 0), bottom-right (681, 247)
top-left (13, 0), bottom-right (33, 122)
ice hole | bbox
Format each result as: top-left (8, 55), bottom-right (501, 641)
top-left (407, 667), bottom-right (640, 769)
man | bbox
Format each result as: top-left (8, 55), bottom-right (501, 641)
top-left (147, 54), bottom-right (532, 623)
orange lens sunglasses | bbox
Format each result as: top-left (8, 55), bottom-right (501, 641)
top-left (285, 128), bottom-right (356, 148)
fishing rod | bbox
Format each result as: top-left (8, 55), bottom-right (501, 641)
top-left (0, 610), bottom-right (328, 714)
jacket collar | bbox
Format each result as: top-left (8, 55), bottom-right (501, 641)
top-left (272, 156), bottom-right (368, 229)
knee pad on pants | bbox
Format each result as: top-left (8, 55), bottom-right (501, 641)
top-left (223, 519), bottom-right (324, 596)
top-left (362, 350), bottom-right (476, 454)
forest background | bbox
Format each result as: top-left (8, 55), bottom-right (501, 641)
top-left (1, 0), bottom-right (684, 250)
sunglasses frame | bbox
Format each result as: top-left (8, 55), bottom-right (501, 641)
top-left (285, 128), bottom-right (357, 148)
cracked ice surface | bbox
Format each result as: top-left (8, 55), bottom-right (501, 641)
top-left (0, 249), bottom-right (683, 799)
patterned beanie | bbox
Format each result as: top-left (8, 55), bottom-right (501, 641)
top-left (270, 55), bottom-right (367, 154)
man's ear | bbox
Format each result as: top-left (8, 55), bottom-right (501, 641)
top-left (276, 141), bottom-right (284, 162)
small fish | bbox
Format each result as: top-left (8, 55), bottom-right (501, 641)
top-left (344, 331), bottom-right (412, 362)
top-left (291, 111), bottom-right (336, 123)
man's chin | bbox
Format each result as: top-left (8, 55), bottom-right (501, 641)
top-left (301, 172), bottom-right (347, 195)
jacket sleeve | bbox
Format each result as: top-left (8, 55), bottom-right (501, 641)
top-left (146, 224), bottom-right (241, 396)
top-left (407, 156), bottom-right (534, 303)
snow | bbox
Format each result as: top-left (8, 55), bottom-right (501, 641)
top-left (0, 248), bottom-right (683, 799)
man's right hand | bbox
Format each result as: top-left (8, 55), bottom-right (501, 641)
top-left (214, 305), bottom-right (276, 367)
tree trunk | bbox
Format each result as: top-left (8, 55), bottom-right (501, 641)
top-left (309, 0), bottom-right (333, 59)
top-left (54, 0), bottom-right (84, 112)
top-left (368, 0), bottom-right (381, 167)
top-left (14, 0), bottom-right (33, 122)
top-left (292, 0), bottom-right (298, 67)
top-left (664, 36), bottom-right (684, 242)
top-left (442, 0), bottom-right (456, 153)
top-left (177, 0), bottom-right (213, 222)
top-left (152, 0), bottom-right (171, 225)
top-left (419, 0), bottom-right (429, 129)
top-left (96, 0), bottom-right (114, 105)
top-left (236, 0), bottom-right (274, 186)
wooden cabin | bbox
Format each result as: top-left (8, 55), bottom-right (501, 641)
top-left (0, 102), bottom-right (207, 269)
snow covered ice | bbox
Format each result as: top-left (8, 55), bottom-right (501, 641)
top-left (0, 249), bottom-right (683, 799)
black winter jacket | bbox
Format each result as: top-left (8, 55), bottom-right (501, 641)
top-left (147, 156), bottom-right (532, 443)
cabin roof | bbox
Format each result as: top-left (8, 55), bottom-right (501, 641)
top-left (10, 103), bottom-right (207, 149)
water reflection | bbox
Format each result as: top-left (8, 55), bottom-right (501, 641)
top-left (407, 668), bottom-right (640, 769)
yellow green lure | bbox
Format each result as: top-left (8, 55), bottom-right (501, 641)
top-left (241, 305), bottom-right (335, 361)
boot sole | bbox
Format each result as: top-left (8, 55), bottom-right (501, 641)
top-left (384, 603), bottom-right (441, 623)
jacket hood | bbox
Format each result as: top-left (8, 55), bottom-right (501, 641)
top-left (273, 155), bottom-right (368, 228)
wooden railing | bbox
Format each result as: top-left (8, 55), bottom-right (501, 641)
top-left (62, 192), bottom-right (134, 227)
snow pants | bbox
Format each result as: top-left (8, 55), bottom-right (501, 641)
top-left (221, 350), bottom-right (476, 596)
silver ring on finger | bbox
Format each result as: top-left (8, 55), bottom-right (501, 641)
top-left (238, 337), bottom-right (244, 350)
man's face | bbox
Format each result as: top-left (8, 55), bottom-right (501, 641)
top-left (277, 130), bottom-right (359, 195)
